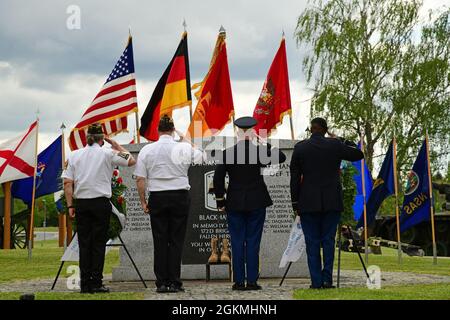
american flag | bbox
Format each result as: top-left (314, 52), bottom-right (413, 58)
top-left (69, 37), bottom-right (138, 150)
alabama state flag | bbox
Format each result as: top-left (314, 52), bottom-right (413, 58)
top-left (0, 121), bottom-right (38, 184)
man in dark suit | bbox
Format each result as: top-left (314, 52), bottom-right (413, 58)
top-left (290, 117), bottom-right (364, 289)
top-left (214, 116), bottom-right (286, 291)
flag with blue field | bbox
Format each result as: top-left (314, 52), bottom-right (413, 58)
top-left (352, 143), bottom-right (373, 221)
top-left (400, 140), bottom-right (431, 232)
top-left (357, 141), bottom-right (395, 228)
top-left (11, 136), bottom-right (63, 205)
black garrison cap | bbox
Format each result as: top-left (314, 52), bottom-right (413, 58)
top-left (87, 123), bottom-right (104, 135)
top-left (234, 116), bottom-right (257, 129)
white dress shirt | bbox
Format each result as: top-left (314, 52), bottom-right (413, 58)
top-left (134, 135), bottom-right (205, 192)
top-left (61, 143), bottom-right (129, 199)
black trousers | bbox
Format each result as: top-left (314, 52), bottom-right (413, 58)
top-left (149, 190), bottom-right (190, 288)
top-left (75, 197), bottom-right (111, 289)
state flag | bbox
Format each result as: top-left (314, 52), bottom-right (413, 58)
top-left (0, 121), bottom-right (38, 184)
top-left (12, 135), bottom-right (63, 205)
top-left (400, 140), bottom-right (432, 232)
top-left (357, 141), bottom-right (394, 228)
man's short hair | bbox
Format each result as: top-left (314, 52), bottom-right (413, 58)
top-left (310, 117), bottom-right (328, 131)
top-left (158, 114), bottom-right (175, 132)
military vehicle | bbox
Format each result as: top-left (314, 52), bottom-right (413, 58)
top-left (371, 182), bottom-right (450, 257)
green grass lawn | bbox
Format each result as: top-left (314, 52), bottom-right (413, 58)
top-left (0, 239), bottom-right (119, 284)
top-left (294, 283), bottom-right (450, 300)
top-left (336, 247), bottom-right (450, 276)
top-left (35, 227), bottom-right (59, 232)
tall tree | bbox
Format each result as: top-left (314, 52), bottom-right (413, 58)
top-left (296, 0), bottom-right (450, 174)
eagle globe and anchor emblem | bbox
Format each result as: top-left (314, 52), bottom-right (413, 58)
top-left (404, 170), bottom-right (420, 196)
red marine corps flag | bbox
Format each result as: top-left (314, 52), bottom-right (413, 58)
top-left (0, 121), bottom-right (38, 184)
top-left (187, 26), bottom-right (234, 138)
top-left (139, 32), bottom-right (192, 141)
top-left (253, 37), bottom-right (292, 138)
top-left (69, 35), bottom-right (138, 150)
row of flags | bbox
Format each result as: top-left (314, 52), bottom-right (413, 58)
top-left (0, 28), bottom-right (438, 259)
top-left (66, 27), bottom-right (293, 151)
top-left (352, 138), bottom-right (434, 233)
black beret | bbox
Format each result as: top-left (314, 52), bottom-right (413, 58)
top-left (234, 116), bottom-right (257, 129)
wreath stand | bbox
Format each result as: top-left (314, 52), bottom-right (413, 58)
top-left (51, 232), bottom-right (147, 290)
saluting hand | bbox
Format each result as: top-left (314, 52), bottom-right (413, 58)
top-left (105, 137), bottom-right (121, 151)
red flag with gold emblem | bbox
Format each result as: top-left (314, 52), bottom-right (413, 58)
top-left (253, 38), bottom-right (291, 137)
top-left (187, 28), bottom-right (234, 138)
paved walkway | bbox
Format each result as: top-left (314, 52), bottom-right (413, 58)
top-left (1, 270), bottom-right (449, 300)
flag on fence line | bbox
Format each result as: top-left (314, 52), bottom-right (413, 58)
top-left (12, 135), bottom-right (63, 205)
top-left (400, 140), bottom-right (432, 232)
top-left (357, 141), bottom-right (395, 228)
top-left (187, 27), bottom-right (234, 138)
top-left (0, 121), bottom-right (38, 184)
top-left (352, 142), bottom-right (373, 221)
top-left (253, 37), bottom-right (291, 138)
top-left (69, 36), bottom-right (138, 150)
top-left (139, 32), bottom-right (191, 141)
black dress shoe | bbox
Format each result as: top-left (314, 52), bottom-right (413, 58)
top-left (91, 285), bottom-right (110, 293)
top-left (309, 285), bottom-right (322, 289)
top-left (246, 282), bottom-right (262, 291)
top-left (175, 286), bottom-right (185, 292)
top-left (167, 284), bottom-right (179, 293)
top-left (156, 285), bottom-right (169, 293)
top-left (80, 287), bottom-right (93, 294)
top-left (322, 283), bottom-right (336, 289)
top-left (232, 283), bottom-right (246, 291)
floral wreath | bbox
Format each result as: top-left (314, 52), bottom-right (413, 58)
top-left (61, 168), bottom-right (127, 239)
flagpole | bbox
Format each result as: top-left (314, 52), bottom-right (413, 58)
top-left (28, 119), bottom-right (39, 260)
top-left (360, 133), bottom-right (369, 263)
top-left (425, 132), bottom-right (437, 265)
top-left (393, 136), bottom-right (402, 264)
top-left (289, 113), bottom-right (295, 140)
top-left (134, 111), bottom-right (141, 144)
top-left (2, 182), bottom-right (12, 249)
top-left (59, 123), bottom-right (67, 250)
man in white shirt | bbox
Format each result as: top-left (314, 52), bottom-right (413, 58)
top-left (62, 123), bottom-right (136, 294)
top-left (135, 115), bottom-right (204, 293)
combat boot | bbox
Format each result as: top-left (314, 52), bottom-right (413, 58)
top-left (220, 238), bottom-right (231, 263)
top-left (208, 237), bottom-right (220, 263)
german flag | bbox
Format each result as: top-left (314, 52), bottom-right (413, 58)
top-left (139, 32), bottom-right (191, 141)
top-left (187, 28), bottom-right (234, 138)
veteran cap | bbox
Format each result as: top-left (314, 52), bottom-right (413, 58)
top-left (87, 123), bottom-right (104, 135)
top-left (158, 114), bottom-right (175, 132)
top-left (234, 116), bottom-right (257, 129)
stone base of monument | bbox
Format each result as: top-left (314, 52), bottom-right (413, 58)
top-left (112, 139), bottom-right (310, 282)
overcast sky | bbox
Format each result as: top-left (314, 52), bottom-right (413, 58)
top-left (0, 0), bottom-right (447, 154)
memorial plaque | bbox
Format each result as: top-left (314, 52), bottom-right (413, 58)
top-left (112, 138), bottom-right (309, 281)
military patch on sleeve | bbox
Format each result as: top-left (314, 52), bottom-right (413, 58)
top-left (117, 152), bottom-right (130, 160)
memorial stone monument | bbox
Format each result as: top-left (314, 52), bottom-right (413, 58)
top-left (112, 137), bottom-right (309, 281)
